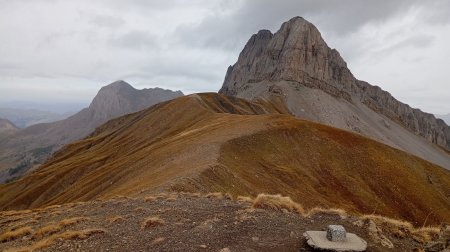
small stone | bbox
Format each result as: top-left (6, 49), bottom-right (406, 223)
top-left (199, 244), bottom-right (207, 249)
top-left (327, 225), bottom-right (346, 242)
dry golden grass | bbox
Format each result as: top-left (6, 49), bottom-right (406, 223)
top-left (49, 210), bottom-right (63, 217)
top-left (237, 196), bottom-right (254, 204)
top-left (206, 192), bottom-right (225, 199)
top-left (306, 207), bottom-right (348, 219)
top-left (134, 207), bottom-right (145, 212)
top-left (166, 195), bottom-right (177, 201)
top-left (144, 196), bottom-right (157, 202)
top-left (252, 194), bottom-right (304, 215)
top-left (141, 216), bottom-right (165, 229)
top-left (187, 192), bottom-right (201, 198)
top-left (411, 226), bottom-right (441, 244)
top-left (31, 224), bottom-right (60, 240)
top-left (151, 237), bottom-right (166, 245)
top-left (43, 205), bottom-right (61, 210)
top-left (0, 226), bottom-right (33, 242)
top-left (361, 214), bottom-right (414, 238)
top-left (107, 215), bottom-right (125, 224)
top-left (0, 210), bottom-right (32, 217)
top-left (28, 216), bottom-right (89, 240)
top-left (5, 228), bottom-right (106, 252)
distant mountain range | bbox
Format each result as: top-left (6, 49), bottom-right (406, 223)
top-left (0, 108), bottom-right (72, 128)
top-left (0, 81), bottom-right (183, 183)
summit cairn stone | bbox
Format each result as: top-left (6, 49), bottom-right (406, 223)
top-left (304, 225), bottom-right (367, 251)
top-left (327, 225), bottom-right (347, 242)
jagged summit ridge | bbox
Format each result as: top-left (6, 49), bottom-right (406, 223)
top-left (220, 16), bottom-right (450, 152)
top-left (220, 16), bottom-right (354, 98)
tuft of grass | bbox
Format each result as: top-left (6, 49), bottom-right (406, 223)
top-left (141, 217), bottom-right (165, 229)
top-left (0, 227), bottom-right (33, 243)
top-left (144, 196), bottom-right (157, 202)
top-left (411, 226), bottom-right (441, 244)
top-left (237, 196), bottom-right (254, 204)
top-left (107, 215), bottom-right (125, 224)
top-left (252, 194), bottom-right (304, 215)
top-left (306, 207), bottom-right (348, 219)
top-left (134, 207), bottom-right (146, 213)
top-left (151, 237), bottom-right (166, 245)
top-left (205, 192), bottom-right (224, 199)
top-left (30, 217), bottom-right (89, 240)
top-left (43, 205), bottom-right (62, 210)
top-left (32, 224), bottom-right (61, 240)
top-left (5, 228), bottom-right (106, 252)
top-left (360, 214), bottom-right (414, 238)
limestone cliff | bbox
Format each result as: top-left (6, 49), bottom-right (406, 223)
top-left (220, 17), bottom-right (450, 151)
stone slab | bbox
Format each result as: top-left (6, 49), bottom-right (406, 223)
top-left (304, 231), bottom-right (367, 251)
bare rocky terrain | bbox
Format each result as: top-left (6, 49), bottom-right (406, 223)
top-left (0, 193), bottom-right (439, 252)
top-left (0, 81), bottom-right (183, 183)
top-left (219, 17), bottom-right (450, 170)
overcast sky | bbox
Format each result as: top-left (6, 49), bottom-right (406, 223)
top-left (0, 0), bottom-right (449, 114)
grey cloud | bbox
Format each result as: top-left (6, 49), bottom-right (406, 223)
top-left (0, 0), bottom-right (449, 114)
top-left (88, 14), bottom-right (125, 28)
top-left (378, 34), bottom-right (435, 55)
top-left (175, 0), bottom-right (450, 53)
top-left (109, 31), bottom-right (158, 50)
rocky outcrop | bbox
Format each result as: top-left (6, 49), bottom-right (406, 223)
top-left (220, 16), bottom-right (450, 150)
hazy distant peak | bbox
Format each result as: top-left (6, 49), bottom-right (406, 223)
top-left (0, 118), bottom-right (19, 133)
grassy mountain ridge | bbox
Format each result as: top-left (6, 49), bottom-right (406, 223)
top-left (0, 93), bottom-right (449, 226)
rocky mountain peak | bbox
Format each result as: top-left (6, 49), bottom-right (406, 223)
top-left (220, 17), bottom-right (450, 152)
top-left (100, 80), bottom-right (134, 91)
top-left (88, 80), bottom-right (183, 123)
top-left (220, 16), bottom-right (355, 97)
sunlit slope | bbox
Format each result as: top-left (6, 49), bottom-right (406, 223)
top-left (0, 93), bottom-right (449, 226)
top-left (0, 94), bottom-right (289, 208)
top-left (183, 121), bottom-right (450, 226)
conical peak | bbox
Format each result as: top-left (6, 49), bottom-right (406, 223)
top-left (101, 80), bottom-right (134, 91)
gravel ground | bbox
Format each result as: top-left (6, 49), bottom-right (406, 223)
top-left (0, 193), bottom-right (424, 251)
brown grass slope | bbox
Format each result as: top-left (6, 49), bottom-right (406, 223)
top-left (0, 93), bottom-right (449, 226)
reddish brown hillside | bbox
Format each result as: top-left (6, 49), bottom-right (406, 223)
top-left (0, 93), bottom-right (449, 226)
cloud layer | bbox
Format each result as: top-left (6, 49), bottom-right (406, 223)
top-left (0, 0), bottom-right (449, 114)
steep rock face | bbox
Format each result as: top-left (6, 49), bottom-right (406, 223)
top-left (220, 17), bottom-right (450, 151)
top-left (0, 81), bottom-right (183, 183)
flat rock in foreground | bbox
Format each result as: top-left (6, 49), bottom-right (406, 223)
top-left (304, 230), bottom-right (367, 251)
